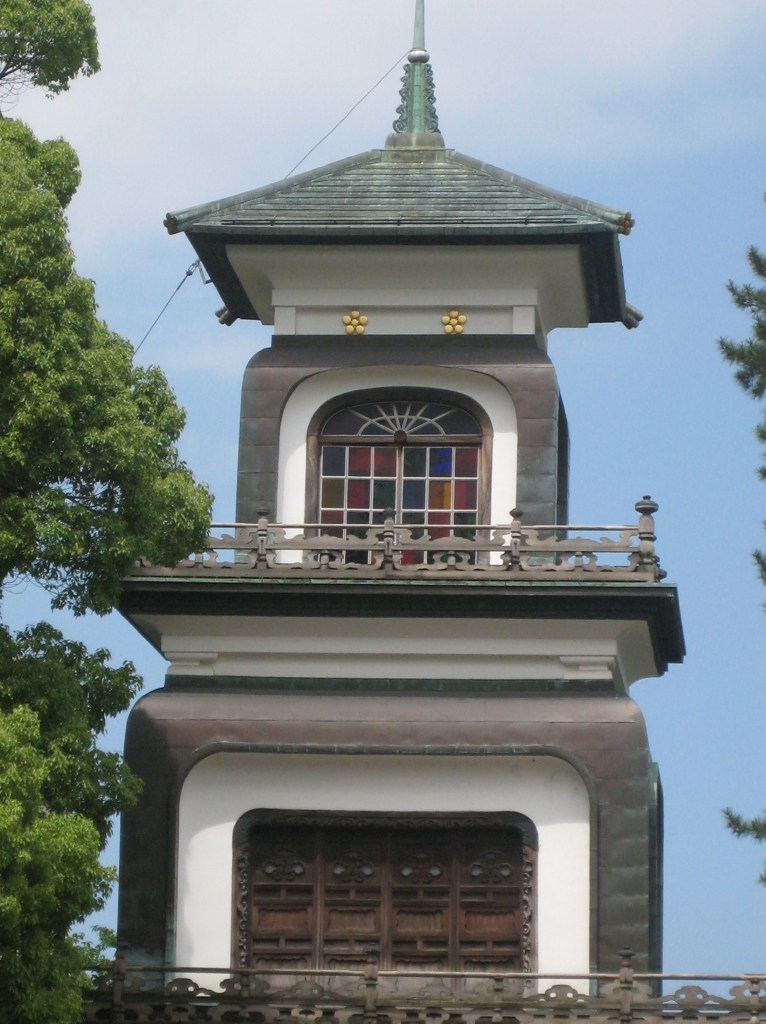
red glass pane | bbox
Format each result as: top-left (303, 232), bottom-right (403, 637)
top-left (374, 448), bottom-right (397, 477)
top-left (347, 480), bottom-right (370, 509)
top-left (455, 447), bottom-right (478, 476)
top-left (320, 510), bottom-right (343, 525)
top-left (454, 480), bottom-right (477, 510)
top-left (428, 512), bottom-right (450, 526)
top-left (348, 447), bottom-right (371, 476)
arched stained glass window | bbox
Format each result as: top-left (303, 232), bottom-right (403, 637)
top-left (323, 401), bottom-right (481, 439)
top-left (318, 400), bottom-right (484, 561)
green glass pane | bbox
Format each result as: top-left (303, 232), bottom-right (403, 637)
top-left (403, 447), bottom-right (427, 477)
top-left (373, 479), bottom-right (396, 509)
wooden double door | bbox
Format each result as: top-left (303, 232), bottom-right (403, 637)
top-left (246, 823), bottom-right (529, 973)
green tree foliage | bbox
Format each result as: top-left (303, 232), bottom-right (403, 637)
top-left (0, 0), bottom-right (99, 106)
top-left (0, 626), bottom-right (143, 1023)
top-left (723, 805), bottom-right (766, 884)
top-left (719, 229), bottom-right (766, 874)
top-left (0, 15), bottom-right (213, 1019)
top-left (719, 240), bottom-right (766, 583)
top-left (0, 118), bottom-right (213, 614)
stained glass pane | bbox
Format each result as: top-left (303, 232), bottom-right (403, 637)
top-left (429, 512), bottom-right (450, 526)
top-left (348, 447), bottom-right (371, 476)
top-left (429, 448), bottom-right (453, 477)
top-left (403, 480), bottom-right (426, 509)
top-left (347, 480), bottom-right (370, 509)
top-left (455, 448), bottom-right (478, 476)
top-left (347, 510), bottom-right (370, 525)
top-left (454, 480), bottom-right (477, 510)
top-left (403, 448), bottom-right (427, 477)
top-left (403, 511), bottom-right (426, 526)
top-left (429, 481), bottom-right (452, 510)
top-left (322, 446), bottom-right (346, 476)
top-left (455, 512), bottom-right (477, 526)
top-left (322, 402), bottom-right (481, 438)
top-left (373, 480), bottom-right (396, 509)
top-left (374, 448), bottom-right (397, 477)
top-left (321, 510), bottom-right (343, 525)
top-left (321, 479), bottom-right (345, 509)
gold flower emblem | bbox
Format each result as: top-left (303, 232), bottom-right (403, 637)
top-left (442, 309), bottom-right (467, 334)
top-left (342, 310), bottom-right (368, 335)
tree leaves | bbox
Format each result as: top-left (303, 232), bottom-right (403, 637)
top-left (0, 118), bottom-right (213, 614)
top-left (0, 0), bottom-right (99, 107)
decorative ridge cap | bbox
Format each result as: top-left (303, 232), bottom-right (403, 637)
top-left (386, 0), bottom-right (444, 149)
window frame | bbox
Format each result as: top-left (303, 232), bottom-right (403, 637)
top-left (305, 388), bottom-right (494, 527)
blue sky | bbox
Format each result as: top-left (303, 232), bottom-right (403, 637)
top-left (7, 0), bottom-right (766, 975)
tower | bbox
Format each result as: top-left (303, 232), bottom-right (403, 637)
top-left (117, 0), bottom-right (683, 989)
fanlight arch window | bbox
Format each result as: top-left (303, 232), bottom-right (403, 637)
top-left (316, 397), bottom-right (487, 550)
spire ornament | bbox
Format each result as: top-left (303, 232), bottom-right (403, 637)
top-left (388, 0), bottom-right (444, 147)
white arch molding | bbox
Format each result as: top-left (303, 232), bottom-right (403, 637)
top-left (276, 367), bottom-right (518, 524)
top-left (175, 753), bottom-right (590, 979)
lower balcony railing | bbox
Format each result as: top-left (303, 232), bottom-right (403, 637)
top-left (130, 497), bottom-right (666, 583)
top-left (84, 952), bottom-right (765, 1023)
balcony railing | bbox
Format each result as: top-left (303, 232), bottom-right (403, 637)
top-left (84, 952), bottom-right (765, 1023)
top-left (130, 497), bottom-right (666, 583)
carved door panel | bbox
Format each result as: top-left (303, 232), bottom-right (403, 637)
top-left (247, 824), bottom-right (526, 972)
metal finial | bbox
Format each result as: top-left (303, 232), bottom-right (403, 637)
top-left (408, 0), bottom-right (429, 63)
top-left (390, 0), bottom-right (442, 143)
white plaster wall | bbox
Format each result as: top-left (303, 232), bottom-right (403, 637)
top-left (175, 753), bottom-right (590, 979)
top-left (277, 366), bottom-right (518, 524)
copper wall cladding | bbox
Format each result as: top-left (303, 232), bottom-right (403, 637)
top-left (235, 334), bottom-right (568, 525)
top-left (118, 690), bottom-right (660, 974)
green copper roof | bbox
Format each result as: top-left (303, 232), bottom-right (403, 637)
top-left (165, 1), bottom-right (638, 328)
top-left (166, 148), bottom-right (633, 238)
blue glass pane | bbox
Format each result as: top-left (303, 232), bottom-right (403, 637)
top-left (322, 446), bottom-right (346, 475)
top-left (403, 480), bottom-right (426, 509)
top-left (429, 447), bottom-right (453, 477)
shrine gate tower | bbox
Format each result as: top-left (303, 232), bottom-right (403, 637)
top-left (117, 0), bottom-right (684, 988)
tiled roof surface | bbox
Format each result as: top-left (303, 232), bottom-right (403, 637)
top-left (167, 149), bottom-right (632, 239)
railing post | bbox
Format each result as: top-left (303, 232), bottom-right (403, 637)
top-left (110, 942), bottom-right (128, 1023)
top-left (634, 496), bottom-right (659, 578)
top-left (363, 945), bottom-right (380, 1019)
top-left (508, 508), bottom-right (524, 571)
top-left (382, 512), bottom-right (396, 570)
top-left (491, 973), bottom-right (505, 1022)
top-left (618, 947), bottom-right (635, 1024)
top-left (253, 520), bottom-right (268, 569)
top-left (746, 975), bottom-right (764, 1024)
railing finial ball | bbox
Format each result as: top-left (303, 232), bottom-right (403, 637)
top-left (634, 496), bottom-right (658, 516)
